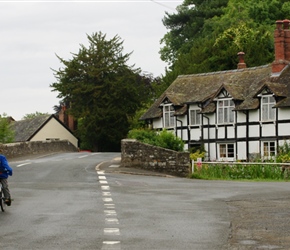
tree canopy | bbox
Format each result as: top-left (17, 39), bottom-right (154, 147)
top-left (23, 111), bottom-right (49, 120)
top-left (160, 0), bottom-right (290, 85)
top-left (0, 114), bottom-right (14, 143)
top-left (51, 32), bottom-right (151, 151)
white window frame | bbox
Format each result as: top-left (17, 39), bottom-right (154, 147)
top-left (218, 143), bottom-right (235, 161)
top-left (163, 104), bottom-right (175, 128)
top-left (262, 141), bottom-right (276, 160)
top-left (217, 99), bottom-right (235, 124)
top-left (189, 109), bottom-right (201, 126)
top-left (261, 95), bottom-right (276, 122)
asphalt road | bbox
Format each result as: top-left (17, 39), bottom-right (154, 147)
top-left (0, 152), bottom-right (289, 250)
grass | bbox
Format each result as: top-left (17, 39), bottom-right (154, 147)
top-left (190, 163), bottom-right (289, 181)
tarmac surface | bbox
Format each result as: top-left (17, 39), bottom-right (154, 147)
top-left (99, 157), bottom-right (290, 250)
top-left (9, 153), bottom-right (290, 249)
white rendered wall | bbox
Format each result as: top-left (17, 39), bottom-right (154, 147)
top-left (31, 118), bottom-right (78, 148)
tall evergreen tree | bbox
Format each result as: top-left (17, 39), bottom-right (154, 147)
top-left (51, 32), bottom-right (149, 151)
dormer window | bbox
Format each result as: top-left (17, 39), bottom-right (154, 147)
top-left (163, 104), bottom-right (175, 128)
top-left (261, 95), bottom-right (275, 121)
top-left (217, 99), bottom-right (235, 124)
top-left (189, 109), bottom-right (201, 126)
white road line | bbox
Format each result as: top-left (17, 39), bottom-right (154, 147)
top-left (78, 155), bottom-right (88, 159)
top-left (104, 228), bottom-right (120, 235)
top-left (97, 171), bottom-right (121, 249)
top-left (103, 197), bottom-right (113, 202)
top-left (109, 164), bottom-right (120, 168)
top-left (99, 180), bottom-right (108, 184)
top-left (102, 241), bottom-right (121, 250)
top-left (104, 203), bottom-right (115, 209)
top-left (105, 218), bottom-right (119, 224)
top-left (104, 210), bottom-right (117, 216)
top-left (16, 162), bottom-right (32, 168)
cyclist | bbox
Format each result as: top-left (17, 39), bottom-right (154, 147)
top-left (0, 152), bottom-right (13, 206)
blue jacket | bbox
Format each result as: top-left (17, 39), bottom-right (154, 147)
top-left (0, 154), bottom-right (12, 179)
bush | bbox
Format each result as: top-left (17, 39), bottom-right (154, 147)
top-left (190, 163), bottom-right (286, 181)
top-left (190, 149), bottom-right (206, 161)
top-left (127, 129), bottom-right (184, 151)
top-left (276, 141), bottom-right (290, 163)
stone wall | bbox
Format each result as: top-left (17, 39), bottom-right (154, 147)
top-left (121, 139), bottom-right (190, 177)
top-left (0, 140), bottom-right (78, 159)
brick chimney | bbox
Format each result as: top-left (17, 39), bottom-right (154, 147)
top-left (237, 52), bottom-right (246, 69)
top-left (272, 19), bottom-right (290, 74)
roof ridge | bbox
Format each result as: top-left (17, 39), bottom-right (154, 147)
top-left (177, 64), bottom-right (271, 78)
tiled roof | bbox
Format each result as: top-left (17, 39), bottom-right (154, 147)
top-left (140, 64), bottom-right (290, 120)
top-left (11, 115), bottom-right (53, 142)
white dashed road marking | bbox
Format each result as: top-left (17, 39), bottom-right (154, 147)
top-left (78, 155), bottom-right (88, 158)
top-left (16, 162), bottom-right (32, 167)
top-left (97, 164), bottom-right (121, 250)
top-left (104, 228), bottom-right (120, 235)
top-left (102, 241), bottom-right (121, 250)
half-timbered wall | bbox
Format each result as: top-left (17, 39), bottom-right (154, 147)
top-left (152, 102), bottom-right (290, 162)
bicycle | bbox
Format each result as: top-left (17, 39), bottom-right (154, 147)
top-left (0, 183), bottom-right (6, 212)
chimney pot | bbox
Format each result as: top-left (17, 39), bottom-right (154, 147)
top-left (272, 19), bottom-right (290, 74)
top-left (276, 20), bottom-right (284, 30)
top-left (283, 19), bottom-right (290, 30)
top-left (237, 52), bottom-right (246, 69)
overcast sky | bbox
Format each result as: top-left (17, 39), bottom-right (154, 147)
top-left (0, 0), bottom-right (181, 120)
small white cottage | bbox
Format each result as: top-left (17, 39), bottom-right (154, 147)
top-left (11, 114), bottom-right (78, 148)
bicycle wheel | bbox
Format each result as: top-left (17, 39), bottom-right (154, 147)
top-left (0, 189), bottom-right (5, 212)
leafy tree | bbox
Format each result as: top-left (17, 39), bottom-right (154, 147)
top-left (51, 32), bottom-right (150, 151)
top-left (160, 0), bottom-right (289, 82)
top-left (23, 111), bottom-right (49, 120)
top-left (160, 0), bottom-right (228, 67)
top-left (0, 114), bottom-right (14, 143)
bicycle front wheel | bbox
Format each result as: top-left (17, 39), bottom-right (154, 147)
top-left (0, 189), bottom-right (5, 212)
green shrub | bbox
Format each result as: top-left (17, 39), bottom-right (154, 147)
top-left (276, 141), bottom-right (290, 163)
top-left (190, 149), bottom-right (206, 161)
top-left (190, 163), bottom-right (286, 181)
top-left (127, 129), bottom-right (184, 152)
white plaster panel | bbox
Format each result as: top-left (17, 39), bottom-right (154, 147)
top-left (227, 126), bottom-right (235, 138)
top-left (278, 108), bottom-right (290, 119)
top-left (261, 123), bottom-right (275, 137)
top-left (249, 125), bottom-right (260, 137)
top-left (236, 112), bottom-right (247, 123)
top-left (190, 127), bottom-right (202, 140)
top-left (237, 141), bottom-right (247, 160)
top-left (153, 118), bottom-right (163, 129)
top-left (217, 126), bottom-right (225, 138)
top-left (237, 125), bottom-right (246, 138)
top-left (248, 110), bottom-right (259, 122)
top-left (278, 123), bottom-right (290, 136)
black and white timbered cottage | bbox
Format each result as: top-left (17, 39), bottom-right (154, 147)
top-left (140, 20), bottom-right (290, 162)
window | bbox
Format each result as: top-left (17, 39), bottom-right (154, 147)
top-left (219, 143), bottom-right (235, 160)
top-left (163, 104), bottom-right (175, 128)
top-left (262, 141), bottom-right (276, 159)
top-left (261, 95), bottom-right (275, 121)
top-left (217, 99), bottom-right (235, 124)
top-left (189, 109), bottom-right (201, 125)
